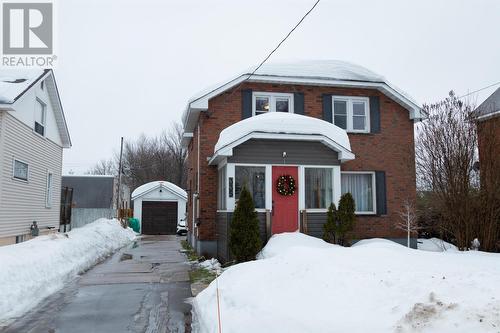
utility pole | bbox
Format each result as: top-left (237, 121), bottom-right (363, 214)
top-left (116, 137), bottom-right (124, 217)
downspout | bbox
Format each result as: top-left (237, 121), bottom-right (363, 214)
top-left (196, 122), bottom-right (200, 239)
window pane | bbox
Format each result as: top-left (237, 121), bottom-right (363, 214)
top-left (275, 98), bottom-right (289, 113)
top-left (255, 97), bottom-right (270, 114)
top-left (334, 115), bottom-right (347, 129)
top-left (235, 166), bottom-right (266, 208)
top-left (305, 168), bottom-right (332, 209)
top-left (353, 102), bottom-right (366, 116)
top-left (333, 100), bottom-right (347, 129)
top-left (341, 173), bottom-right (373, 212)
top-left (14, 160), bottom-right (28, 180)
top-left (353, 116), bottom-right (366, 130)
top-left (35, 101), bottom-right (45, 124)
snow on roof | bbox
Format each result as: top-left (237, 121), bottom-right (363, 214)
top-left (0, 68), bottom-right (45, 103)
top-left (182, 60), bottom-right (424, 136)
top-left (212, 112), bottom-right (354, 163)
top-left (475, 87), bottom-right (500, 119)
top-left (131, 181), bottom-right (187, 201)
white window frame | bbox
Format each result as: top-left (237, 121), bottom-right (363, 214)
top-left (252, 92), bottom-right (294, 116)
top-left (233, 163), bottom-right (268, 211)
top-left (46, 171), bottom-right (53, 208)
top-left (303, 166), bottom-right (335, 211)
top-left (340, 171), bottom-right (377, 215)
top-left (332, 96), bottom-right (370, 133)
top-left (12, 158), bottom-right (29, 182)
top-left (34, 98), bottom-right (47, 137)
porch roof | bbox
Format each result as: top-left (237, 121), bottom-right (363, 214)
top-left (209, 113), bottom-right (355, 165)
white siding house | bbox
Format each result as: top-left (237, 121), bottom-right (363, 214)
top-left (0, 69), bottom-right (71, 245)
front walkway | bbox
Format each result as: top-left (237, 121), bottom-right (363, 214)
top-left (2, 235), bottom-right (192, 333)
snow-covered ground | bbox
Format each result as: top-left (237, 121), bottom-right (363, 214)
top-left (193, 233), bottom-right (500, 333)
top-left (418, 238), bottom-right (458, 252)
top-left (0, 219), bottom-right (136, 326)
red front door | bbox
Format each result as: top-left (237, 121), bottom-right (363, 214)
top-left (272, 166), bottom-right (299, 234)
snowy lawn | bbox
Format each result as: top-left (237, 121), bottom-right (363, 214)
top-left (0, 219), bottom-right (136, 326)
top-left (193, 232), bottom-right (500, 333)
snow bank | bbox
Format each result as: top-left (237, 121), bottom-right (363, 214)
top-left (0, 219), bottom-right (136, 325)
top-left (198, 258), bottom-right (222, 275)
top-left (418, 238), bottom-right (458, 252)
top-left (193, 233), bottom-right (500, 333)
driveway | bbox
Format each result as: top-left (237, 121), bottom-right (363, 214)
top-left (2, 235), bottom-right (192, 333)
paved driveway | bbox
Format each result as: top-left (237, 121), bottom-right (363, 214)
top-left (2, 235), bottom-right (192, 333)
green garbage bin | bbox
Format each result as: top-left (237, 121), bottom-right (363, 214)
top-left (128, 218), bottom-right (140, 233)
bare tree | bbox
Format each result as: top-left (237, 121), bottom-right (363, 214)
top-left (416, 91), bottom-right (477, 249)
top-left (395, 199), bottom-right (419, 248)
top-left (87, 158), bottom-right (116, 175)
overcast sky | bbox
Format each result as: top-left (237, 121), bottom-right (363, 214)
top-left (56, 0), bottom-right (500, 174)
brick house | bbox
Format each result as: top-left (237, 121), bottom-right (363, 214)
top-left (475, 87), bottom-right (500, 188)
top-left (181, 60), bottom-right (425, 260)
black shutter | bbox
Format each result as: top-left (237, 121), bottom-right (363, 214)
top-left (241, 89), bottom-right (253, 119)
top-left (322, 94), bottom-right (332, 122)
top-left (375, 171), bottom-right (387, 215)
top-left (294, 92), bottom-right (305, 115)
top-left (370, 96), bottom-right (381, 133)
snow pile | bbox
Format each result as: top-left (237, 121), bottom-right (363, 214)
top-left (213, 112), bottom-right (353, 160)
top-left (418, 238), bottom-right (458, 252)
top-left (0, 219), bottom-right (136, 325)
top-left (193, 232), bottom-right (500, 333)
top-left (198, 258), bottom-right (222, 275)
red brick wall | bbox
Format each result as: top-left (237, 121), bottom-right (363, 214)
top-left (477, 115), bottom-right (500, 188)
top-left (186, 82), bottom-right (416, 241)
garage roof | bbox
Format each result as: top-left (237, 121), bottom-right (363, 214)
top-left (131, 181), bottom-right (187, 201)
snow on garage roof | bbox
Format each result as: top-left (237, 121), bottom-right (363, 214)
top-left (131, 181), bottom-right (187, 201)
top-left (210, 112), bottom-right (354, 165)
top-left (182, 60), bottom-right (424, 136)
top-left (0, 68), bottom-right (45, 103)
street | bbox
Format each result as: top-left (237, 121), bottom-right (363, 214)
top-left (2, 235), bottom-right (192, 333)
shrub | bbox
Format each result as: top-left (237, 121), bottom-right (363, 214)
top-left (322, 203), bottom-right (338, 243)
top-left (336, 193), bottom-right (356, 246)
top-left (229, 186), bottom-right (262, 262)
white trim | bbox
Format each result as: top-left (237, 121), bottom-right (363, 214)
top-left (340, 171), bottom-right (377, 215)
top-left (45, 170), bottom-right (53, 208)
top-left (12, 158), bottom-right (29, 182)
top-left (476, 109), bottom-right (500, 121)
top-left (332, 96), bottom-right (370, 133)
top-left (252, 92), bottom-right (294, 116)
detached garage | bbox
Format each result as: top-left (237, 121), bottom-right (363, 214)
top-left (131, 181), bottom-right (187, 235)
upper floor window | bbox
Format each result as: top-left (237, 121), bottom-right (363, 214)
top-left (253, 92), bottom-right (294, 116)
top-left (332, 96), bottom-right (370, 133)
top-left (34, 99), bottom-right (46, 136)
top-left (13, 159), bottom-right (29, 181)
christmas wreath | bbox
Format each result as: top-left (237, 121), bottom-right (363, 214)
top-left (276, 175), bottom-right (296, 196)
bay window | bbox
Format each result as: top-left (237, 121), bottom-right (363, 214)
top-left (253, 92), bottom-right (293, 116)
top-left (341, 172), bottom-right (376, 214)
top-left (305, 168), bottom-right (333, 209)
top-left (332, 96), bottom-right (370, 133)
top-left (235, 166), bottom-right (266, 208)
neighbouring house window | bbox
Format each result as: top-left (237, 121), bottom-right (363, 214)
top-left (341, 172), bottom-right (375, 213)
top-left (46, 172), bottom-right (53, 207)
top-left (34, 99), bottom-right (46, 136)
top-left (332, 96), bottom-right (370, 133)
top-left (253, 92), bottom-right (293, 116)
top-left (235, 166), bottom-right (266, 208)
top-left (305, 168), bottom-right (333, 209)
top-left (13, 159), bottom-right (29, 181)
top-left (217, 166), bottom-right (227, 210)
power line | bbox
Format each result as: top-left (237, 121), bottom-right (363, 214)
top-left (458, 80), bottom-right (500, 99)
top-left (227, 0), bottom-right (321, 97)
